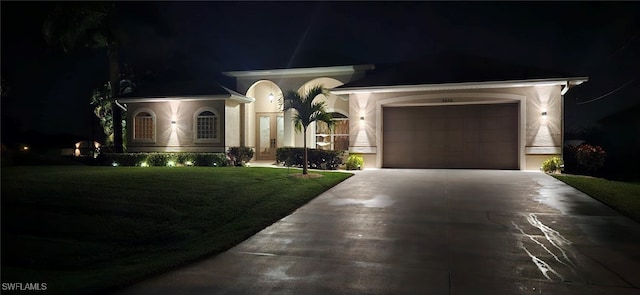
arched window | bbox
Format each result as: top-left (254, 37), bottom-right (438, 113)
top-left (194, 108), bottom-right (219, 143)
top-left (316, 112), bottom-right (349, 151)
top-left (133, 111), bottom-right (155, 141)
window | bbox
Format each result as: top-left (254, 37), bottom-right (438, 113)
top-left (197, 111), bottom-right (217, 139)
top-left (316, 112), bottom-right (349, 151)
top-left (194, 108), bottom-right (219, 143)
top-left (134, 111), bottom-right (154, 141)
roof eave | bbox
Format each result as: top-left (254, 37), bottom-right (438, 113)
top-left (331, 77), bottom-right (589, 95)
top-left (220, 85), bottom-right (255, 103)
top-left (116, 86), bottom-right (255, 104)
top-left (117, 95), bottom-right (255, 104)
top-left (223, 64), bottom-right (375, 79)
top-left (117, 95), bottom-right (232, 103)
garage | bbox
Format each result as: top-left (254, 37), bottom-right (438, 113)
top-left (383, 103), bottom-right (519, 169)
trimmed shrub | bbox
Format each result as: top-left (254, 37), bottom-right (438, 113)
top-left (99, 153), bottom-right (227, 167)
top-left (98, 153), bottom-right (147, 166)
top-left (575, 144), bottom-right (606, 174)
top-left (276, 147), bottom-right (302, 166)
top-left (227, 147), bottom-right (254, 165)
top-left (146, 153), bottom-right (169, 166)
top-left (541, 156), bottom-right (563, 173)
top-left (308, 149), bottom-right (344, 170)
top-left (275, 147), bottom-right (343, 170)
top-left (192, 153), bottom-right (227, 167)
top-left (345, 154), bottom-right (364, 170)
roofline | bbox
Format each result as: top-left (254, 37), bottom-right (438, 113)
top-left (222, 64), bottom-right (375, 79)
top-left (117, 94), bottom-right (255, 104)
top-left (219, 85), bottom-right (255, 102)
top-left (331, 77), bottom-right (589, 95)
top-left (116, 82), bottom-right (256, 105)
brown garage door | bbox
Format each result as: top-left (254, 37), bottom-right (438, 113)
top-left (383, 103), bottom-right (518, 169)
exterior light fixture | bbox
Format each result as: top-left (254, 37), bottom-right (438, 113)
top-left (541, 111), bottom-right (547, 117)
top-left (269, 93), bottom-right (274, 103)
top-left (360, 116), bottom-right (364, 121)
top-left (171, 120), bottom-right (177, 128)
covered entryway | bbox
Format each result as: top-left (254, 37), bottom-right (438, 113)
top-left (255, 113), bottom-right (284, 160)
top-left (383, 103), bottom-right (518, 169)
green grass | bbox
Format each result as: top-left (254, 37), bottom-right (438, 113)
top-left (1, 166), bottom-right (352, 294)
top-left (552, 174), bottom-right (640, 222)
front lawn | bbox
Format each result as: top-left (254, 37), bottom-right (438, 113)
top-left (1, 166), bottom-right (352, 294)
top-left (552, 174), bottom-right (640, 222)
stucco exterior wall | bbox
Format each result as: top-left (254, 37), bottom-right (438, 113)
top-left (225, 100), bottom-right (241, 149)
top-left (345, 85), bottom-right (563, 169)
top-left (245, 101), bottom-right (256, 148)
top-left (126, 100), bottom-right (226, 153)
top-left (234, 72), bottom-right (365, 96)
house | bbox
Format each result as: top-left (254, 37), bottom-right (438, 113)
top-left (117, 53), bottom-right (587, 170)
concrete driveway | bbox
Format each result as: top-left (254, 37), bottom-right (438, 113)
top-left (115, 169), bottom-right (640, 294)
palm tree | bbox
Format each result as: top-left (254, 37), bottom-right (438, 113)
top-left (43, 2), bottom-right (125, 152)
top-left (282, 85), bottom-right (333, 175)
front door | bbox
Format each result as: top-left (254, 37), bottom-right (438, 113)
top-left (256, 113), bottom-right (284, 161)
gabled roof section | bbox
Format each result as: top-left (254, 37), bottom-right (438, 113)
top-left (333, 52), bottom-right (588, 93)
top-left (118, 79), bottom-right (254, 104)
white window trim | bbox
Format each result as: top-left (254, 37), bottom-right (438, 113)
top-left (193, 107), bottom-right (221, 144)
top-left (132, 108), bottom-right (156, 143)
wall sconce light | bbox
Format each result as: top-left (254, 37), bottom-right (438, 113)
top-left (269, 93), bottom-right (274, 103)
top-left (171, 120), bottom-right (177, 128)
top-left (541, 111), bottom-right (547, 117)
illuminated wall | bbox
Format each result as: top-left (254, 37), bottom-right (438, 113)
top-left (345, 84), bottom-right (564, 170)
top-left (243, 77), bottom-right (347, 151)
top-left (125, 99), bottom-right (226, 153)
top-left (295, 78), bottom-right (345, 148)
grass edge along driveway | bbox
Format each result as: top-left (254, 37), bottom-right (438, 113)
top-left (552, 174), bottom-right (640, 222)
top-left (1, 166), bottom-right (353, 294)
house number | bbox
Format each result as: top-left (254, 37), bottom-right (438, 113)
top-left (442, 98), bottom-right (453, 103)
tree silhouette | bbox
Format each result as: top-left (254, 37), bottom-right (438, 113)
top-left (43, 2), bottom-right (125, 152)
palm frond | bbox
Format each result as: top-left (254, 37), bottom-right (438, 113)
top-left (282, 84), bottom-right (333, 132)
top-left (281, 84), bottom-right (333, 175)
top-left (43, 2), bottom-right (110, 52)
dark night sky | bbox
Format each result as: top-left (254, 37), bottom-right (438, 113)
top-left (1, 1), bottom-right (639, 142)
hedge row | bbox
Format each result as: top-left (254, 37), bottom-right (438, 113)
top-left (275, 147), bottom-right (343, 170)
top-left (98, 153), bottom-right (228, 167)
